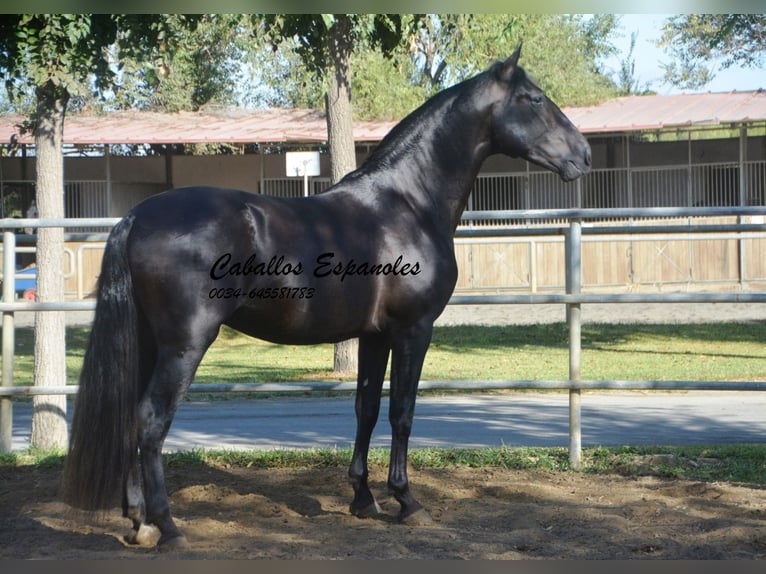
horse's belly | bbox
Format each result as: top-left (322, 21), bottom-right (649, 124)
top-left (223, 296), bottom-right (369, 345)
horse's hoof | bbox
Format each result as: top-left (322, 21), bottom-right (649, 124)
top-left (124, 523), bottom-right (160, 546)
top-left (157, 535), bottom-right (190, 552)
top-left (399, 508), bottom-right (433, 526)
top-left (350, 501), bottom-right (382, 518)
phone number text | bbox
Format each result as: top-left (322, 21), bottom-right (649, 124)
top-left (208, 287), bottom-right (316, 300)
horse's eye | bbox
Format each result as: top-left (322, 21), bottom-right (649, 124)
top-left (531, 95), bottom-right (543, 107)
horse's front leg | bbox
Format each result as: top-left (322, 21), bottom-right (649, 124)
top-left (387, 320), bottom-right (434, 524)
top-left (348, 334), bottom-right (390, 518)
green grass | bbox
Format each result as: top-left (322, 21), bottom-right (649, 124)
top-left (3, 444), bottom-right (765, 485)
top-left (3, 322), bottom-right (766, 386)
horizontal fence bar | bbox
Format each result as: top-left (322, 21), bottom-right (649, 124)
top-left (455, 225), bottom-right (766, 238)
top-left (0, 218), bottom-right (121, 229)
top-left (449, 292), bottom-right (766, 305)
top-left (455, 232), bottom-right (766, 246)
top-left (8, 233), bottom-right (112, 244)
top-left (0, 301), bottom-right (96, 313)
top-left (3, 379), bottom-right (766, 397)
top-left (2, 208), bottom-right (766, 231)
top-left (461, 206), bottom-right (766, 221)
top-left (3, 291), bottom-right (766, 314)
top-left (9, 224), bottom-right (764, 243)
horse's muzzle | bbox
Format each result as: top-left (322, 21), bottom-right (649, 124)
top-left (560, 144), bottom-right (592, 182)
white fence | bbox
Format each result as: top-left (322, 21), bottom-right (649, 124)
top-left (2, 209), bottom-right (766, 467)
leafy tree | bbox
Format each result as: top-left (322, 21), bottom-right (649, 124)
top-left (616, 31), bottom-right (655, 96)
top-left (260, 14), bottom-right (620, 117)
top-left (407, 14), bottom-right (619, 106)
top-left (0, 14), bottom-right (198, 449)
top-left (108, 14), bottom-right (250, 113)
top-left (658, 14), bottom-right (766, 90)
top-left (350, 46), bottom-right (426, 121)
top-left (253, 35), bottom-right (424, 121)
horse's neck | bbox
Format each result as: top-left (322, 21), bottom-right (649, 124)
top-left (409, 117), bottom-right (491, 232)
top-left (370, 97), bottom-right (492, 233)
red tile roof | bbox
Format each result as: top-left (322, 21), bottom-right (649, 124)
top-left (2, 90), bottom-right (765, 146)
top-left (566, 90), bottom-right (766, 133)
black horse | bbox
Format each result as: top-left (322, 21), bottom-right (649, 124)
top-left (62, 46), bottom-right (591, 549)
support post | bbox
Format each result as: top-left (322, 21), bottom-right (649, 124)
top-left (1, 231), bottom-right (16, 453)
top-left (738, 125), bottom-right (748, 287)
top-left (565, 220), bottom-right (582, 470)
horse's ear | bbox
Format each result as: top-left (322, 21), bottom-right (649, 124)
top-left (498, 43), bottom-right (522, 82)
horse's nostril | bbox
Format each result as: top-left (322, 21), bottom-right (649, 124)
top-left (584, 147), bottom-right (592, 167)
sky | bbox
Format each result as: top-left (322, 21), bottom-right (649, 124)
top-left (605, 13), bottom-right (765, 95)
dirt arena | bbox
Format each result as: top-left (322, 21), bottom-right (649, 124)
top-left (2, 459), bottom-right (765, 559)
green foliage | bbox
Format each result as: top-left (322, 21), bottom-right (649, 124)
top-left (0, 14), bottom-right (621, 121)
top-left (658, 14), bottom-right (766, 90)
top-left (109, 14), bottom-right (251, 112)
top-left (257, 13), bottom-right (619, 118)
top-left (408, 14), bottom-right (619, 106)
top-left (350, 47), bottom-right (427, 120)
top-left (259, 14), bottom-right (406, 78)
top-left (616, 31), bottom-right (656, 96)
top-left (0, 15), bottom-right (196, 107)
top-left (2, 15), bottom-right (114, 99)
top-left (255, 14), bottom-right (416, 119)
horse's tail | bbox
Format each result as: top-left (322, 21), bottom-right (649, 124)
top-left (62, 215), bottom-right (141, 511)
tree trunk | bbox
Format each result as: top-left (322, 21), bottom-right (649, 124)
top-left (30, 82), bottom-right (69, 451)
top-left (325, 16), bottom-right (359, 374)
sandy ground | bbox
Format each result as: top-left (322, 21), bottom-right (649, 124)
top-left (2, 461), bottom-right (766, 559)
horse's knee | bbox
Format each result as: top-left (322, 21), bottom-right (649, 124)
top-left (348, 460), bottom-right (366, 485)
top-left (389, 404), bottom-right (413, 428)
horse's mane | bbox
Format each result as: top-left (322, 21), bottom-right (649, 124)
top-left (354, 60), bottom-right (524, 176)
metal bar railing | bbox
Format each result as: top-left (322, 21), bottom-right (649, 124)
top-left (460, 206), bottom-right (766, 222)
top-left (3, 379), bottom-right (766, 397)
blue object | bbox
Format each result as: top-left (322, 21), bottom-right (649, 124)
top-left (14, 265), bottom-right (36, 295)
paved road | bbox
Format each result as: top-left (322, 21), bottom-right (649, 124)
top-left (12, 391), bottom-right (766, 452)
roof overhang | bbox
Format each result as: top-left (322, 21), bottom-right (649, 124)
top-left (1, 90), bottom-right (764, 147)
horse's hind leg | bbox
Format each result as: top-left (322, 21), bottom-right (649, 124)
top-left (123, 329), bottom-right (157, 546)
top-left (122, 462), bottom-right (158, 546)
top-left (136, 336), bottom-right (217, 550)
top-left (348, 334), bottom-right (390, 518)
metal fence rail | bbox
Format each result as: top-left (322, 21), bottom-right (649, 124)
top-left (2, 210), bottom-right (766, 466)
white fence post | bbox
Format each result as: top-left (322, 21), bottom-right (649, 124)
top-left (565, 220), bottom-right (583, 470)
top-left (1, 231), bottom-right (16, 453)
